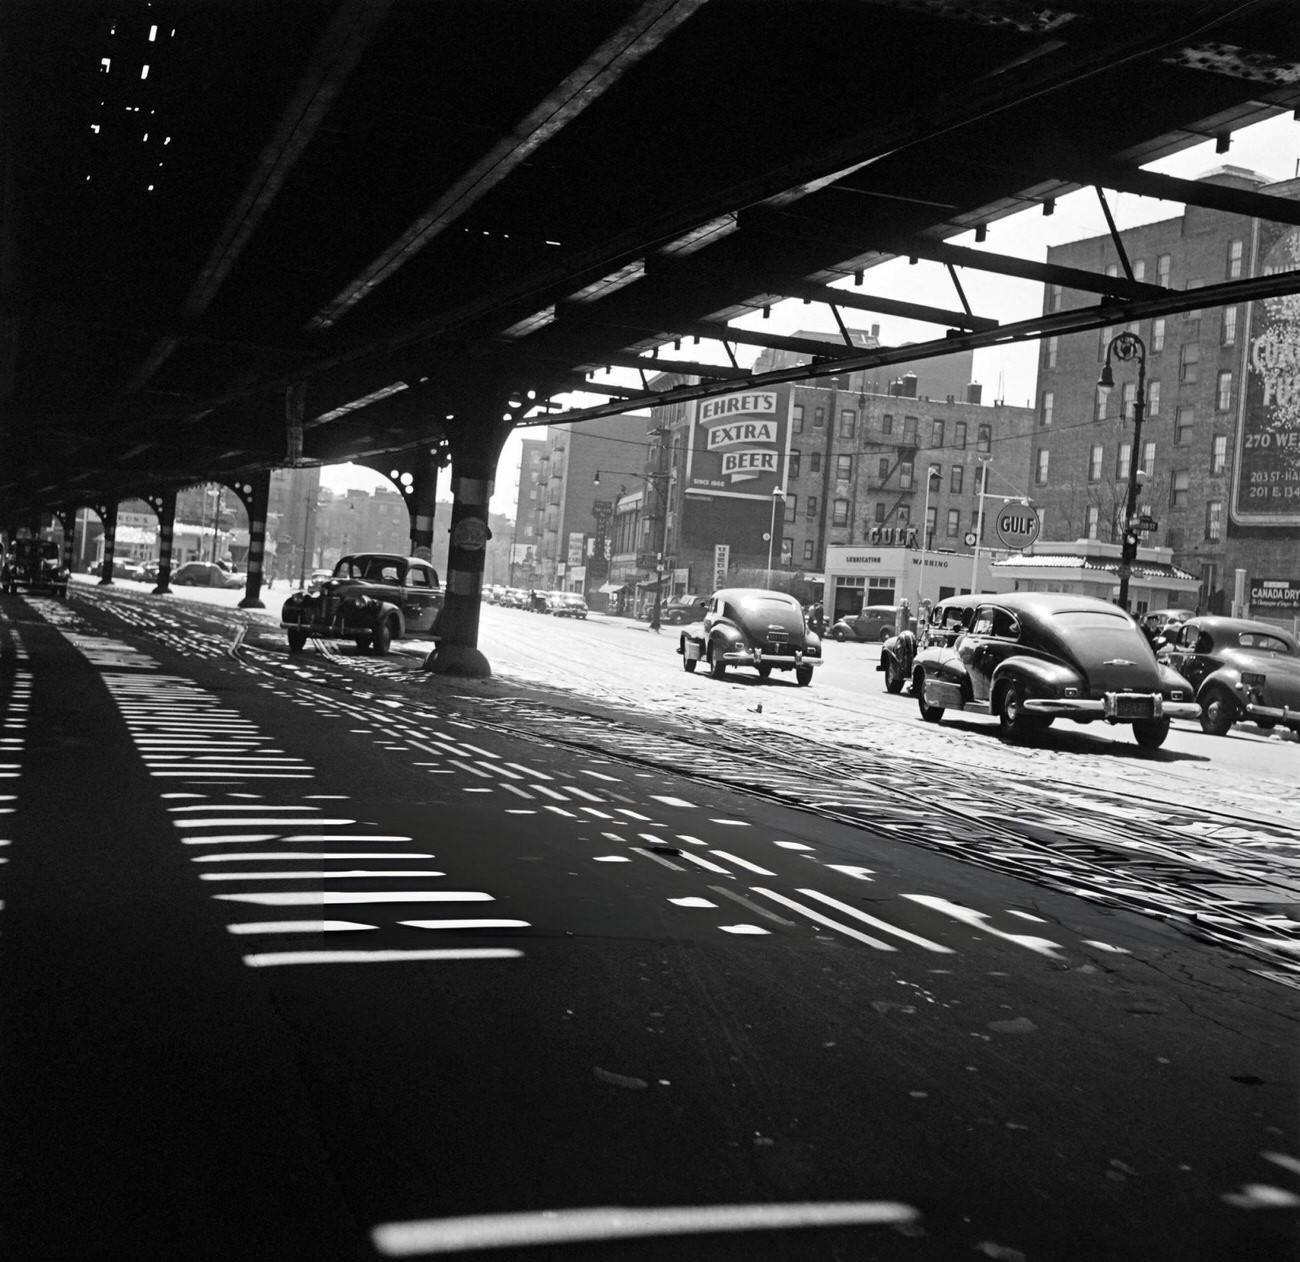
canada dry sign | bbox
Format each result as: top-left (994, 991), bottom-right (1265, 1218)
top-left (994, 505), bottom-right (1041, 550)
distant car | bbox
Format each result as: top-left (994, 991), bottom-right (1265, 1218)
top-left (830, 604), bottom-right (911, 643)
top-left (172, 561), bottom-right (244, 588)
top-left (1141, 608), bottom-right (1193, 651)
top-left (662, 595), bottom-right (709, 626)
top-left (1158, 616), bottom-right (1300, 738)
top-left (280, 551), bottom-right (442, 655)
top-left (2, 538), bottom-right (70, 597)
top-left (549, 592), bottom-right (588, 619)
top-left (878, 594), bottom-right (983, 694)
top-left (677, 587), bottom-right (822, 686)
top-left (911, 592), bottom-right (1200, 749)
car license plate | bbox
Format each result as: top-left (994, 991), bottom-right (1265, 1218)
top-left (1108, 692), bottom-right (1155, 720)
top-left (1241, 672), bottom-right (1266, 687)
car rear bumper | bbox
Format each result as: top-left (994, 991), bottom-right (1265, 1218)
top-left (722, 648), bottom-right (821, 669)
top-left (1244, 700), bottom-right (1300, 727)
top-left (1024, 694), bottom-right (1200, 721)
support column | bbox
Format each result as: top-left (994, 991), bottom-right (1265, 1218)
top-left (95, 502), bottom-right (119, 585)
top-left (424, 420), bottom-right (510, 677)
top-left (234, 472), bottom-right (270, 609)
top-left (145, 491), bottom-right (177, 594)
top-left (56, 510), bottom-right (77, 577)
top-left (408, 445), bottom-right (449, 559)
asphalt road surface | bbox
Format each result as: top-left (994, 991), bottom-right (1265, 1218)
top-left (1, 584), bottom-right (1296, 1262)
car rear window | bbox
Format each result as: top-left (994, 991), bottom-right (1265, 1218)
top-left (1052, 610), bottom-right (1133, 631)
top-left (1237, 632), bottom-right (1295, 655)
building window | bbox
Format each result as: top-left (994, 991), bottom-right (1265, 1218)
top-left (789, 450), bottom-right (801, 479)
top-left (924, 506), bottom-right (937, 544)
top-left (810, 452), bottom-right (822, 474)
top-left (903, 416), bottom-right (919, 445)
top-left (950, 464), bottom-right (963, 494)
top-left (1085, 504), bottom-right (1100, 540)
top-left (1152, 317), bottom-right (1166, 353)
top-left (1121, 381), bottom-right (1135, 420)
top-left (1179, 343), bottom-right (1199, 383)
top-left (784, 495), bottom-right (797, 523)
top-left (1088, 444), bottom-right (1103, 482)
top-left (899, 461), bottom-right (914, 489)
top-left (1221, 306), bottom-right (1237, 347)
top-left (1143, 441), bottom-right (1155, 477)
top-left (1205, 500), bottom-right (1223, 542)
top-left (877, 456), bottom-right (890, 483)
top-left (946, 508), bottom-right (960, 537)
top-left (806, 495), bottom-right (818, 518)
top-left (1045, 336), bottom-right (1058, 368)
top-left (1094, 386), bottom-right (1108, 421)
top-left (954, 421), bottom-right (967, 449)
top-left (1211, 434), bottom-right (1227, 475)
top-left (931, 418), bottom-right (945, 448)
top-left (1226, 239), bottom-right (1243, 280)
top-left (813, 407), bottom-right (825, 429)
top-left (896, 504), bottom-right (910, 526)
top-left (1175, 406), bottom-right (1194, 445)
top-left (1035, 449), bottom-right (1049, 485)
top-left (832, 498), bottom-right (850, 527)
top-left (881, 413), bottom-right (893, 435)
top-left (1116, 442), bottom-right (1131, 481)
top-left (1216, 370), bottom-right (1232, 412)
top-left (1049, 283), bottom-right (1063, 312)
top-left (791, 404), bottom-right (804, 434)
top-left (874, 502), bottom-right (887, 523)
top-left (1147, 380), bottom-right (1160, 417)
top-left (1040, 391), bottom-right (1054, 427)
top-left (977, 424), bottom-right (991, 454)
top-left (839, 409), bottom-right (856, 438)
top-left (1170, 470), bottom-right (1190, 508)
top-left (1156, 254), bottom-right (1171, 287)
top-left (803, 539), bottom-right (814, 562)
top-left (836, 454), bottom-right (853, 481)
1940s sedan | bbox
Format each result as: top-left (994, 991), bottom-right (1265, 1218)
top-left (280, 552), bottom-right (442, 655)
top-left (878, 594), bottom-right (984, 694)
top-left (678, 588), bottom-right (822, 686)
top-left (1158, 616), bottom-right (1300, 738)
top-left (911, 592), bottom-right (1200, 748)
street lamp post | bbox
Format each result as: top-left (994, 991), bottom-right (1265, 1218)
top-left (969, 456), bottom-right (992, 592)
top-left (917, 464), bottom-right (940, 609)
top-left (1098, 330), bottom-right (1148, 613)
top-left (766, 487), bottom-right (785, 588)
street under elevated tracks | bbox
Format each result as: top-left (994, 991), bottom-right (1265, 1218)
top-left (0, 581), bottom-right (1296, 1262)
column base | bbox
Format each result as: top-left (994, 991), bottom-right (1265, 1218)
top-left (152, 585), bottom-right (172, 596)
top-left (422, 643), bottom-right (492, 678)
top-left (237, 596), bottom-right (266, 610)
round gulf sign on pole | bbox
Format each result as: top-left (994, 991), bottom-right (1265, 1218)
top-left (994, 503), bottom-right (1041, 550)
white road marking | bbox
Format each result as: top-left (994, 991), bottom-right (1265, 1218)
top-left (669, 897), bottom-right (718, 908)
top-left (677, 853), bottom-right (732, 875)
top-left (199, 871), bottom-right (445, 881)
top-left (192, 852), bottom-right (435, 862)
top-left (213, 891), bottom-right (494, 906)
top-left (650, 796), bottom-right (696, 808)
top-left (371, 1201), bottom-right (919, 1256)
top-left (398, 919), bottom-right (530, 930)
top-left (825, 865), bottom-right (875, 880)
top-left (710, 851), bottom-right (775, 876)
top-left (719, 924), bottom-right (770, 935)
top-left (774, 841), bottom-right (813, 850)
top-left (227, 921), bottom-right (378, 934)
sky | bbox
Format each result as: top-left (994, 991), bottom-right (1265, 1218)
top-left (321, 114), bottom-right (1299, 517)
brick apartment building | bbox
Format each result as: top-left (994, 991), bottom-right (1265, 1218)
top-left (1030, 166), bottom-right (1300, 619)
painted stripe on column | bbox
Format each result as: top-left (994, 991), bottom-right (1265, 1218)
top-left (251, 519), bottom-right (265, 534)
top-left (450, 477), bottom-right (489, 505)
top-left (447, 570), bottom-right (483, 596)
top-left (414, 514), bottom-right (432, 532)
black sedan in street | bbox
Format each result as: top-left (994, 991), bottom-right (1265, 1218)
top-left (911, 592), bottom-right (1200, 748)
top-left (677, 588), bottom-right (822, 686)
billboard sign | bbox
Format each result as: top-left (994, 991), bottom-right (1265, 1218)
top-left (713, 543), bottom-right (730, 590)
top-left (686, 388), bottom-right (792, 500)
top-left (1250, 577), bottom-right (1300, 611)
top-left (1232, 221), bottom-right (1300, 526)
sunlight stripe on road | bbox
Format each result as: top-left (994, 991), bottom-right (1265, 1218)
top-left (372, 1201), bottom-right (919, 1256)
top-left (797, 889), bottom-right (954, 953)
top-left (750, 888), bottom-right (898, 950)
top-left (243, 947), bottom-right (523, 968)
top-left (212, 891), bottom-right (494, 906)
top-left (227, 921), bottom-right (378, 934)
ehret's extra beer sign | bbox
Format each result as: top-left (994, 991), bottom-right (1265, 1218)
top-left (686, 389), bottom-right (792, 500)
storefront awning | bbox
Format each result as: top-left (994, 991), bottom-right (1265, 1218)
top-left (597, 582), bottom-right (627, 594)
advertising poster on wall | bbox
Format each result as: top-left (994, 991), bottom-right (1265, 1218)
top-left (685, 388), bottom-right (793, 500)
top-left (1232, 220), bottom-right (1300, 526)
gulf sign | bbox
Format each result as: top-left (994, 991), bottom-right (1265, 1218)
top-left (687, 389), bottom-right (791, 500)
top-left (995, 505), bottom-right (1041, 550)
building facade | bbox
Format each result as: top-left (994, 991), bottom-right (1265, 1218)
top-left (1030, 167), bottom-right (1300, 619)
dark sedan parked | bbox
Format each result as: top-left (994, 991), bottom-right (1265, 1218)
top-left (280, 552), bottom-right (442, 654)
top-left (1158, 616), bottom-right (1300, 738)
top-left (911, 592), bottom-right (1199, 748)
top-left (172, 561), bottom-right (243, 588)
top-left (677, 588), bottom-right (822, 686)
top-left (829, 603), bottom-right (910, 643)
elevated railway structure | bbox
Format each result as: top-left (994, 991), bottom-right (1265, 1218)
top-left (2, 0), bottom-right (1299, 670)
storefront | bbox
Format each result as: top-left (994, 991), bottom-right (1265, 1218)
top-left (822, 544), bottom-right (971, 623)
